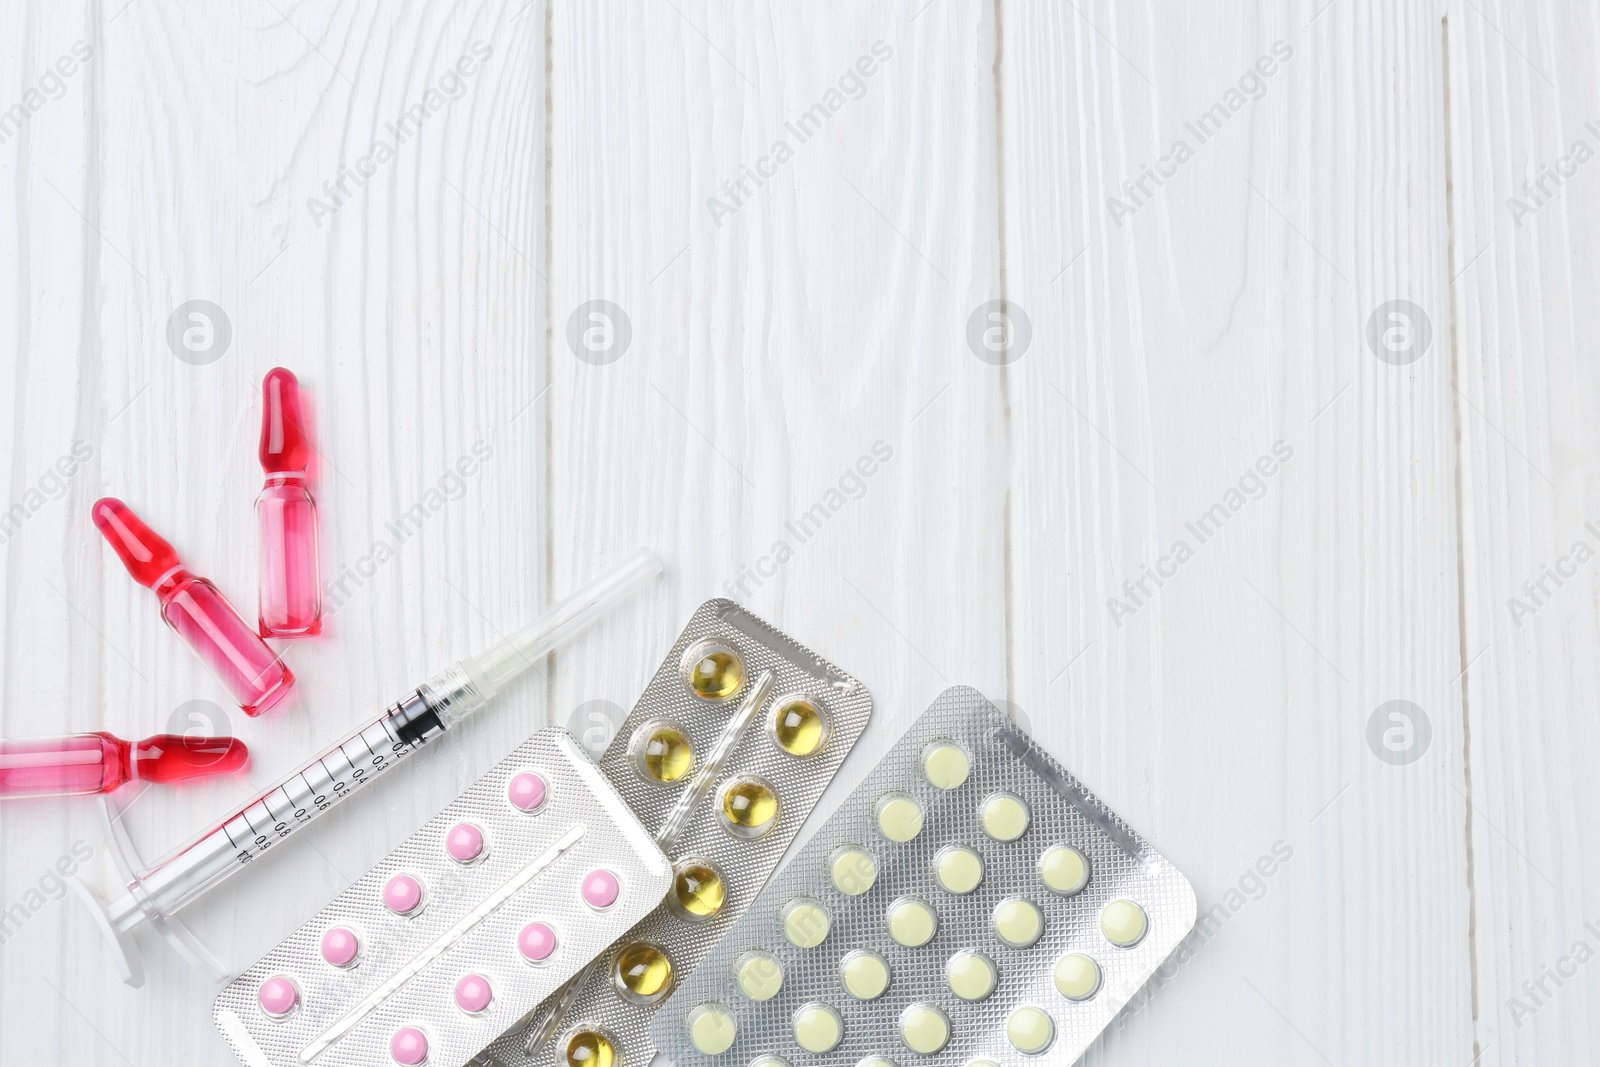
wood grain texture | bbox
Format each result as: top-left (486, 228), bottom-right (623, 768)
top-left (1000, 3), bottom-right (1472, 1064)
top-left (2, 1), bottom-right (549, 1062)
top-left (0, 0), bottom-right (1594, 1063)
top-left (1447, 1), bottom-right (1600, 1062)
top-left (543, 0), bottom-right (1009, 815)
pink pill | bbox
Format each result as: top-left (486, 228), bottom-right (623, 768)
top-left (390, 1026), bottom-right (428, 1065)
top-left (320, 926), bottom-right (361, 968)
top-left (384, 874), bottom-right (424, 916)
top-left (518, 921), bottom-right (557, 963)
top-left (257, 974), bottom-right (299, 1018)
top-left (508, 771), bottom-right (548, 812)
top-left (445, 822), bottom-right (486, 864)
top-left (581, 869), bottom-right (620, 909)
top-left (454, 973), bottom-right (493, 1015)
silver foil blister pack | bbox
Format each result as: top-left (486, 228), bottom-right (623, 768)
top-left (652, 687), bottom-right (1196, 1067)
top-left (477, 599), bottom-right (874, 1067)
top-left (214, 729), bottom-right (672, 1067)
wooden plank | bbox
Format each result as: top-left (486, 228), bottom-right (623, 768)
top-left (1447, 2), bottom-right (1600, 1062)
top-left (544, 0), bottom-right (1010, 825)
top-left (1000, 2), bottom-right (1473, 1062)
top-left (0, 2), bottom-right (548, 1061)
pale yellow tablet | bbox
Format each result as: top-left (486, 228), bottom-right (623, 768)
top-left (876, 793), bottom-right (924, 843)
top-left (898, 1003), bottom-right (951, 1055)
top-left (1052, 953), bottom-right (1101, 1001)
top-left (687, 1004), bottom-right (737, 1055)
top-left (980, 792), bottom-right (1031, 842)
top-left (946, 950), bottom-right (997, 1001)
top-left (921, 741), bottom-right (971, 790)
top-left (1100, 898), bottom-right (1147, 947)
top-left (839, 950), bottom-right (890, 1000)
top-left (1038, 845), bottom-right (1089, 896)
top-left (830, 847), bottom-right (878, 896)
top-left (887, 897), bottom-right (938, 947)
top-left (736, 951), bottom-right (783, 1001)
top-left (993, 897), bottom-right (1044, 948)
top-left (1006, 1006), bottom-right (1054, 1054)
top-left (936, 846), bottom-right (984, 895)
top-left (751, 1058), bottom-right (790, 1067)
top-left (856, 1059), bottom-right (896, 1067)
top-left (784, 898), bottom-right (831, 948)
top-left (964, 1061), bottom-right (999, 1067)
top-left (792, 1002), bottom-right (843, 1054)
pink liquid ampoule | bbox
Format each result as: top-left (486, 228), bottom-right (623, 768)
top-left (257, 367), bottom-right (322, 637)
top-left (0, 731), bottom-right (248, 799)
top-left (92, 498), bottom-right (295, 716)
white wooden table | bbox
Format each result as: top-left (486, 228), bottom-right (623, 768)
top-left (1, 1), bottom-right (1594, 1063)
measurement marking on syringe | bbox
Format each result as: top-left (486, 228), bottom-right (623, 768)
top-left (299, 824), bottom-right (586, 1062)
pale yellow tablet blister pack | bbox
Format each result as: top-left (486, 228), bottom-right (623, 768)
top-left (652, 687), bottom-right (1196, 1067)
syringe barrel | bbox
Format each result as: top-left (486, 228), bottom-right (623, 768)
top-left (109, 688), bottom-right (448, 933)
top-left (102, 550), bottom-right (662, 934)
top-left (459, 548), bottom-right (663, 704)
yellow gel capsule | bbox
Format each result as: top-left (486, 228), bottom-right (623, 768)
top-left (946, 950), bottom-right (997, 1001)
top-left (1100, 898), bottom-right (1148, 947)
top-left (936, 846), bottom-right (984, 895)
top-left (839, 950), bottom-right (890, 1000)
top-left (1038, 845), bottom-right (1090, 896)
top-left (686, 642), bottom-right (743, 699)
top-left (636, 723), bottom-right (694, 783)
top-left (719, 777), bottom-right (779, 837)
top-left (887, 897), bottom-right (938, 948)
top-left (792, 1003), bottom-right (843, 1054)
top-left (875, 793), bottom-right (924, 843)
top-left (993, 897), bottom-right (1044, 948)
top-left (829, 847), bottom-right (878, 896)
top-left (687, 1005), bottom-right (738, 1056)
top-left (1052, 953), bottom-right (1101, 1001)
top-left (773, 699), bottom-right (827, 756)
top-left (614, 942), bottom-right (673, 1004)
top-left (1006, 1007), bottom-right (1055, 1054)
top-left (899, 1003), bottom-right (951, 1055)
top-left (736, 951), bottom-right (783, 1001)
top-left (980, 792), bottom-right (1031, 842)
top-left (566, 1030), bottom-right (616, 1067)
top-left (921, 741), bottom-right (971, 790)
top-left (671, 860), bottom-right (726, 920)
top-left (783, 899), bottom-right (831, 949)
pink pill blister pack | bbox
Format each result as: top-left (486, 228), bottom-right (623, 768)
top-left (213, 729), bottom-right (672, 1067)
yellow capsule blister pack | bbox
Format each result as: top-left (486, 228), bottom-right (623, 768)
top-left (476, 599), bottom-right (874, 1067)
top-left (650, 687), bottom-right (1196, 1067)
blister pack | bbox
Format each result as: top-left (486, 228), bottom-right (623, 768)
top-left (651, 687), bottom-right (1196, 1067)
top-left (213, 728), bottom-right (672, 1067)
top-left (476, 599), bottom-right (874, 1067)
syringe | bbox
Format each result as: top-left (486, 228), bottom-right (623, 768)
top-left (71, 549), bottom-right (663, 987)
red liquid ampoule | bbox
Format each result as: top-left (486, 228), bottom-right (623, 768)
top-left (257, 367), bottom-right (322, 637)
top-left (0, 732), bottom-right (248, 799)
top-left (93, 497), bottom-right (295, 716)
